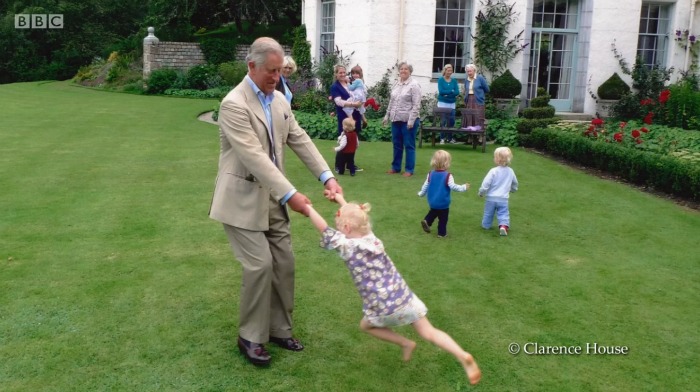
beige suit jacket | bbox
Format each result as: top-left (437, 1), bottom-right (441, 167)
top-left (209, 79), bottom-right (330, 231)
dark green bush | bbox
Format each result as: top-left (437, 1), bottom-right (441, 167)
top-left (597, 73), bottom-right (631, 100)
top-left (516, 118), bottom-right (559, 134)
top-left (522, 106), bottom-right (556, 119)
top-left (146, 68), bottom-right (178, 94)
top-left (661, 81), bottom-right (700, 130)
top-left (489, 70), bottom-right (522, 99)
top-left (218, 61), bottom-right (247, 86)
top-left (291, 25), bottom-right (313, 78)
top-left (199, 37), bottom-right (237, 65)
top-left (294, 89), bottom-right (334, 114)
top-left (186, 64), bottom-right (222, 90)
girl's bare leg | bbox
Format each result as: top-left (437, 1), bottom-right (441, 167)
top-left (359, 319), bottom-right (417, 361)
top-left (412, 317), bottom-right (481, 385)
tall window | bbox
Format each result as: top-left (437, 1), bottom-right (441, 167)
top-left (532, 0), bottom-right (578, 29)
top-left (320, 0), bottom-right (335, 58)
top-left (637, 3), bottom-right (669, 68)
top-left (433, 0), bottom-right (473, 77)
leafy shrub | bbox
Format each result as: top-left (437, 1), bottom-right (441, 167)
top-left (199, 37), bottom-right (237, 65)
top-left (146, 68), bottom-right (178, 94)
top-left (661, 81), bottom-right (700, 130)
top-left (291, 25), bottom-right (313, 78)
top-left (218, 61), bottom-right (248, 86)
top-left (597, 73), bottom-right (631, 100)
top-left (293, 111), bottom-right (392, 142)
top-left (516, 118), bottom-right (559, 134)
top-left (522, 106), bottom-right (555, 119)
top-left (186, 64), bottom-right (223, 90)
top-left (487, 118), bottom-right (520, 146)
top-left (489, 69), bottom-right (522, 98)
top-left (294, 89), bottom-right (333, 114)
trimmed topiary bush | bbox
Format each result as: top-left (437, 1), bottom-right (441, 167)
top-left (597, 72), bottom-right (631, 100)
top-left (490, 70), bottom-right (522, 98)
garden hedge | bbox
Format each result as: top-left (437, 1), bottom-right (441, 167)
top-left (529, 128), bottom-right (700, 200)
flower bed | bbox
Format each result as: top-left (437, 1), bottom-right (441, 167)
top-left (528, 120), bottom-right (700, 200)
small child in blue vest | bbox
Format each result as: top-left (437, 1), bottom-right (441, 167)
top-left (334, 117), bottom-right (360, 176)
top-left (417, 150), bottom-right (469, 237)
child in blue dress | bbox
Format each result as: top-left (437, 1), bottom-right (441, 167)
top-left (418, 150), bottom-right (470, 237)
top-left (304, 194), bottom-right (481, 385)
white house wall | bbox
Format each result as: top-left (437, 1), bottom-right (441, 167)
top-left (304, 0), bottom-right (700, 116)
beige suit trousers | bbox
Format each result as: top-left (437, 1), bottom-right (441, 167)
top-left (223, 197), bottom-right (295, 344)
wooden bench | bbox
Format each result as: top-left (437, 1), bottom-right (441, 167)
top-left (419, 107), bottom-right (487, 152)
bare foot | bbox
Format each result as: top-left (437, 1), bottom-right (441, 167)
top-left (402, 340), bottom-right (417, 362)
top-left (462, 353), bottom-right (481, 385)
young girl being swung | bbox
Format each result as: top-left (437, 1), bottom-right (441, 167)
top-left (304, 194), bottom-right (481, 385)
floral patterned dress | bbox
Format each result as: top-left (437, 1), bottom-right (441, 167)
top-left (321, 227), bottom-right (428, 327)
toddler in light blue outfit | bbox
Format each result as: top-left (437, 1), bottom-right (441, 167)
top-left (478, 147), bottom-right (519, 236)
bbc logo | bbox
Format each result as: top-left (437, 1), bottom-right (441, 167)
top-left (15, 14), bottom-right (64, 29)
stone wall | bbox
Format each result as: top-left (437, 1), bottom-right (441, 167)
top-left (143, 42), bottom-right (206, 78)
top-left (143, 28), bottom-right (292, 79)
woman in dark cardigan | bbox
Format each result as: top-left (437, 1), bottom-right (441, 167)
top-left (330, 64), bottom-right (363, 171)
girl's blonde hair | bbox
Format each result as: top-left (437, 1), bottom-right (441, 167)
top-left (342, 117), bottom-right (355, 132)
top-left (441, 64), bottom-right (453, 76)
top-left (494, 146), bottom-right (513, 166)
top-left (430, 149), bottom-right (452, 170)
top-left (335, 202), bottom-right (372, 235)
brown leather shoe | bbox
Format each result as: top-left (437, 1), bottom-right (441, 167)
top-left (269, 336), bottom-right (304, 351)
top-left (238, 336), bottom-right (271, 366)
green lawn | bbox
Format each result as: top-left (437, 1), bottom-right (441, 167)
top-left (1, 81), bottom-right (698, 391)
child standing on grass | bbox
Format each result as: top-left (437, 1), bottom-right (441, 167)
top-left (334, 117), bottom-right (360, 176)
top-left (418, 150), bottom-right (469, 238)
top-left (478, 146), bottom-right (518, 236)
top-left (304, 194), bottom-right (481, 385)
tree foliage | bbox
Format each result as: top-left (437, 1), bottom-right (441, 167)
top-left (0, 0), bottom-right (301, 84)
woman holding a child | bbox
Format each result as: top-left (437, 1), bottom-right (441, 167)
top-left (330, 64), bottom-right (364, 172)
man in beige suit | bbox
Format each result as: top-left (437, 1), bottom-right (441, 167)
top-left (209, 37), bottom-right (342, 366)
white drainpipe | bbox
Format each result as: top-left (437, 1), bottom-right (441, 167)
top-left (398, 0), bottom-right (406, 61)
top-left (684, 0), bottom-right (699, 72)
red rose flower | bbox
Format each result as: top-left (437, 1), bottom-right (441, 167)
top-left (636, 138), bottom-right (643, 144)
top-left (643, 112), bottom-right (654, 124)
top-left (614, 132), bottom-right (623, 142)
top-left (640, 98), bottom-right (653, 106)
top-left (631, 129), bottom-right (641, 138)
top-left (591, 118), bottom-right (603, 126)
top-left (619, 122), bottom-right (627, 129)
top-left (641, 127), bottom-right (649, 133)
top-left (659, 89), bottom-right (671, 104)
top-left (587, 125), bottom-right (595, 132)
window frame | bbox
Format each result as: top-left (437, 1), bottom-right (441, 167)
top-left (320, 0), bottom-right (335, 59)
top-left (637, 2), bottom-right (670, 68)
top-left (432, 0), bottom-right (474, 79)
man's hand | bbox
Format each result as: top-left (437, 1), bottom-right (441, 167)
top-left (287, 192), bottom-right (312, 216)
top-left (323, 178), bottom-right (343, 201)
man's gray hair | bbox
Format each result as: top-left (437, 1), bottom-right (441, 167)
top-left (398, 61), bottom-right (413, 74)
top-left (246, 37), bottom-right (284, 68)
top-left (465, 63), bottom-right (477, 72)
